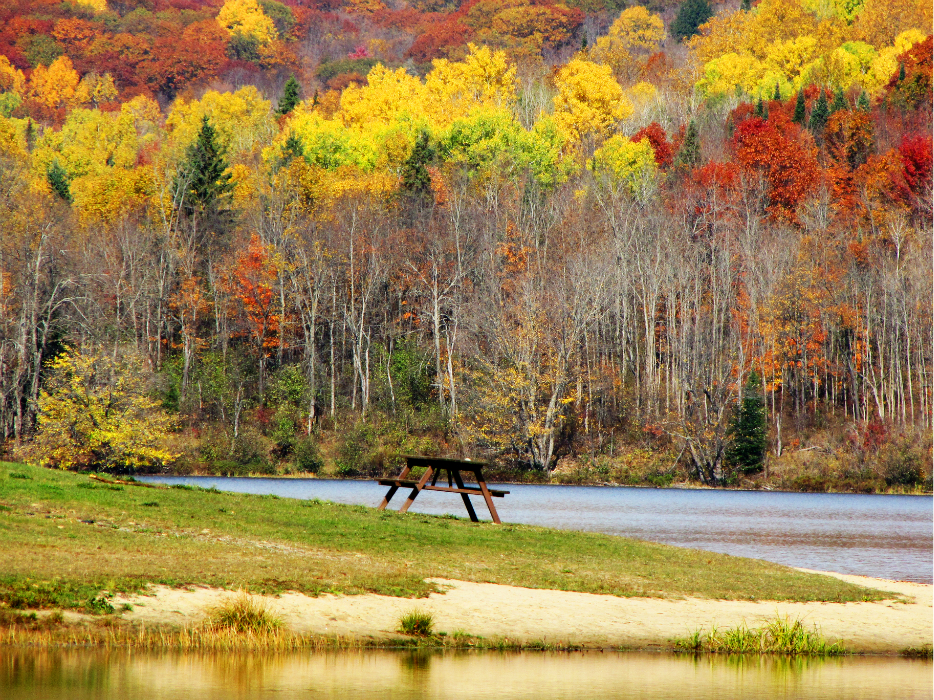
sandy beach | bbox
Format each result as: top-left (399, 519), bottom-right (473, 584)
top-left (109, 569), bottom-right (932, 653)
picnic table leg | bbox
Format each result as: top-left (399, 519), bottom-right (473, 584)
top-left (475, 470), bottom-right (502, 524)
top-left (399, 466), bottom-right (434, 514)
top-left (451, 470), bottom-right (479, 522)
top-left (377, 465), bottom-right (412, 510)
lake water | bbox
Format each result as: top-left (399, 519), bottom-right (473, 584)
top-left (2, 649), bottom-right (930, 700)
top-left (139, 476), bottom-right (934, 584)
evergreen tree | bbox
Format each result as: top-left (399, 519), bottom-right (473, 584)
top-left (401, 129), bottom-right (434, 208)
top-left (856, 90), bottom-right (870, 111)
top-left (755, 97), bottom-right (764, 118)
top-left (898, 62), bottom-right (906, 81)
top-left (276, 76), bottom-right (301, 117)
top-left (830, 87), bottom-right (848, 114)
top-left (808, 89), bottom-right (829, 134)
top-left (47, 160), bottom-right (71, 203)
top-left (793, 89), bottom-right (806, 123)
top-left (581, 34), bottom-right (588, 51)
top-left (672, 0), bottom-right (713, 41)
top-left (773, 83), bottom-right (781, 101)
top-left (674, 119), bottom-right (700, 169)
top-left (741, 0), bottom-right (751, 10)
top-left (277, 131), bottom-right (305, 169)
top-left (177, 116), bottom-right (233, 218)
top-left (725, 372), bottom-right (768, 475)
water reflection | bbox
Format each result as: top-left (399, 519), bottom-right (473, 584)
top-left (1, 649), bottom-right (930, 700)
top-left (141, 476), bottom-right (934, 583)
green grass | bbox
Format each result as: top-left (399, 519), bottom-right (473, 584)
top-left (207, 593), bottom-right (282, 633)
top-left (0, 461), bottom-right (890, 611)
top-left (398, 609), bottom-right (434, 636)
top-left (673, 616), bottom-right (846, 655)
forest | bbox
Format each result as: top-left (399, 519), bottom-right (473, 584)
top-left (0, 0), bottom-right (931, 491)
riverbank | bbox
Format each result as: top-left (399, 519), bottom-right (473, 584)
top-left (1, 460), bottom-right (930, 655)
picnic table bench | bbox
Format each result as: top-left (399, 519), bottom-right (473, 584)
top-left (376, 456), bottom-right (508, 523)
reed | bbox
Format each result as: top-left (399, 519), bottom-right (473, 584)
top-left (673, 616), bottom-right (846, 655)
top-left (397, 610), bottom-right (434, 637)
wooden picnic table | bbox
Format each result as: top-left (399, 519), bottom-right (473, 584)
top-left (376, 456), bottom-right (508, 523)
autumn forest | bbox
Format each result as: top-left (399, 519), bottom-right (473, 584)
top-left (0, 0), bottom-right (931, 491)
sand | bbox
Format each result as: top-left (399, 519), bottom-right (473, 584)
top-left (110, 569), bottom-right (932, 653)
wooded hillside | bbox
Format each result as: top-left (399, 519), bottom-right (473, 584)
top-left (1, 0), bottom-right (931, 489)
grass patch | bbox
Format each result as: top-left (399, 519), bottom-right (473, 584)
top-left (0, 460), bottom-right (891, 618)
top-left (8, 472), bottom-right (31, 480)
top-left (673, 616), bottom-right (846, 655)
top-left (901, 644), bottom-right (933, 659)
top-left (206, 593), bottom-right (281, 633)
top-left (398, 609), bottom-right (434, 637)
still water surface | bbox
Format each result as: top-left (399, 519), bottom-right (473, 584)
top-left (140, 476), bottom-right (933, 583)
top-left (2, 649), bottom-right (931, 700)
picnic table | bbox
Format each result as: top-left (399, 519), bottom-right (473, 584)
top-left (376, 456), bottom-right (508, 523)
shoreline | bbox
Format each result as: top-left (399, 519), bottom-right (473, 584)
top-left (6, 570), bottom-right (930, 656)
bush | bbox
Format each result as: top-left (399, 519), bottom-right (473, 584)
top-left (207, 593), bottom-right (281, 633)
top-left (878, 439), bottom-right (926, 487)
top-left (398, 609), bottom-right (434, 637)
top-left (293, 435), bottom-right (323, 473)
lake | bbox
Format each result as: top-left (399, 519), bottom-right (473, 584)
top-left (139, 476), bottom-right (934, 583)
top-left (2, 649), bottom-right (930, 700)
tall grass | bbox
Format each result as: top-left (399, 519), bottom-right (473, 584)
top-left (206, 593), bottom-right (282, 634)
top-left (673, 616), bottom-right (846, 655)
top-left (397, 610), bottom-right (434, 637)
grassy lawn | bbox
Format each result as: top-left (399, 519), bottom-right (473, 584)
top-left (0, 461), bottom-right (886, 612)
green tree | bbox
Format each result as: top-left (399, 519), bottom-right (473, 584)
top-left (672, 0), bottom-right (713, 42)
top-left (674, 119), bottom-right (700, 169)
top-left (177, 116), bottom-right (233, 218)
top-left (808, 89), bottom-right (829, 135)
top-left (401, 129), bottom-right (434, 208)
top-left (830, 87), bottom-right (848, 114)
top-left (30, 348), bottom-right (176, 472)
top-left (276, 75), bottom-right (301, 116)
top-left (793, 89), bottom-right (806, 124)
top-left (725, 372), bottom-right (768, 475)
top-left (741, 0), bottom-right (751, 10)
top-left (856, 90), bottom-right (870, 111)
top-left (46, 160), bottom-right (72, 203)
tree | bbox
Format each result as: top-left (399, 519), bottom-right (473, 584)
top-left (46, 160), bottom-right (71, 203)
top-left (808, 89), bottom-right (829, 134)
top-left (177, 116), bottom-right (233, 219)
top-left (552, 58), bottom-right (631, 144)
top-left (793, 89), bottom-right (806, 123)
top-left (672, 0), bottom-right (713, 42)
top-left (831, 87), bottom-right (848, 113)
top-left (276, 75), bottom-right (300, 116)
top-left (725, 372), bottom-right (768, 475)
top-left (856, 90), bottom-right (870, 111)
top-left (30, 348), bottom-right (176, 472)
top-left (674, 120), bottom-right (700, 169)
top-left (401, 129), bottom-right (434, 208)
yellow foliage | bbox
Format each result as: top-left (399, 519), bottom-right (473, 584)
top-left (27, 56), bottom-right (80, 110)
top-left (217, 0), bottom-right (278, 43)
top-left (74, 72), bottom-right (118, 107)
top-left (0, 116), bottom-right (29, 158)
top-left (592, 135), bottom-right (657, 196)
top-left (340, 65), bottom-right (426, 129)
top-left (75, 0), bottom-right (108, 12)
top-left (0, 56), bottom-right (25, 95)
top-left (552, 58), bottom-right (630, 143)
top-left (425, 44), bottom-right (518, 119)
top-left (592, 6), bottom-right (665, 79)
top-left (166, 86), bottom-right (274, 160)
top-left (32, 348), bottom-right (176, 471)
top-left (855, 0), bottom-right (930, 47)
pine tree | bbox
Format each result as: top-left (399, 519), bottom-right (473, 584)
top-left (401, 129), bottom-right (434, 208)
top-left (674, 119), bottom-right (700, 169)
top-left (831, 87), bottom-right (848, 114)
top-left (276, 76), bottom-right (301, 117)
top-left (725, 372), bottom-right (768, 475)
top-left (773, 83), bottom-right (781, 101)
top-left (808, 89), bottom-right (829, 134)
top-left (856, 90), bottom-right (870, 112)
top-left (755, 97), bottom-right (764, 118)
top-left (741, 0), bottom-right (751, 10)
top-left (277, 131), bottom-right (305, 169)
top-left (898, 63), bottom-right (906, 81)
top-left (177, 116), bottom-right (233, 217)
top-left (793, 89), bottom-right (806, 123)
top-left (672, 0), bottom-right (713, 41)
top-left (47, 160), bottom-right (71, 203)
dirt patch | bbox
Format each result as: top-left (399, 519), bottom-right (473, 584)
top-left (110, 569), bottom-right (932, 653)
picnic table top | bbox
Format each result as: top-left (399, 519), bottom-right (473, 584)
top-left (402, 455), bottom-right (488, 469)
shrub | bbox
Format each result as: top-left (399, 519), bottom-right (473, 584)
top-left (207, 593), bottom-right (281, 633)
top-left (293, 434), bottom-right (323, 473)
top-left (398, 609), bottom-right (434, 637)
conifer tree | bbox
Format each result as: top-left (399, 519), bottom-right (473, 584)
top-left (856, 90), bottom-right (870, 111)
top-left (725, 372), bottom-right (768, 475)
top-left (276, 76), bottom-right (301, 116)
top-left (898, 63), bottom-right (906, 81)
top-left (741, 0), bottom-right (751, 10)
top-left (674, 119), bottom-right (700, 168)
top-left (277, 131), bottom-right (305, 168)
top-left (177, 116), bottom-right (233, 218)
top-left (47, 160), bottom-right (71, 203)
top-left (808, 89), bottom-right (829, 134)
top-left (672, 0), bottom-right (712, 41)
top-left (755, 97), bottom-right (764, 118)
top-left (401, 129), bottom-right (434, 208)
top-left (793, 89), bottom-right (806, 123)
top-left (831, 87), bottom-right (848, 114)
top-left (773, 83), bottom-right (781, 101)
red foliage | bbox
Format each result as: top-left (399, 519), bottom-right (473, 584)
top-left (631, 122), bottom-right (673, 168)
top-left (885, 35), bottom-right (933, 108)
top-left (731, 114), bottom-right (819, 222)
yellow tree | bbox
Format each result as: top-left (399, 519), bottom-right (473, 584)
top-left (27, 56), bottom-right (80, 111)
top-left (552, 58), bottom-right (631, 147)
top-left (30, 348), bottom-right (176, 472)
top-left (591, 6), bottom-right (665, 81)
top-left (217, 0), bottom-right (278, 43)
